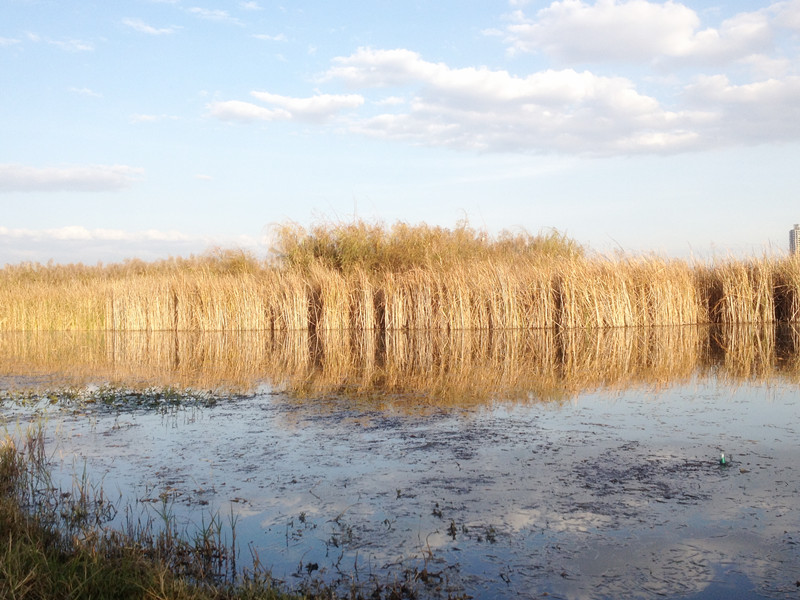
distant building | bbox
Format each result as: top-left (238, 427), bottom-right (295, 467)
top-left (791, 224), bottom-right (800, 255)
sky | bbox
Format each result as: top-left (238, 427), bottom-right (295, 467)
top-left (2, 0), bottom-right (800, 264)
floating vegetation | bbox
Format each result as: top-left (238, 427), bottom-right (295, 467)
top-left (0, 384), bottom-right (242, 416)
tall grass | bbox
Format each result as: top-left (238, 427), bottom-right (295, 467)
top-left (3, 222), bottom-right (800, 332)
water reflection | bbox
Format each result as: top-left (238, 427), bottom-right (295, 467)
top-left (1, 326), bottom-right (799, 598)
top-left (2, 324), bottom-right (800, 401)
top-left (4, 379), bottom-right (796, 599)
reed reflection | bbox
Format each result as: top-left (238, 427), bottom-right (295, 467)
top-left (3, 324), bottom-right (800, 402)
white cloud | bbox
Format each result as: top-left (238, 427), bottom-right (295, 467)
top-left (209, 0), bottom-right (800, 157)
top-left (249, 91), bottom-right (364, 121)
top-left (773, 0), bottom-right (800, 31)
top-left (0, 225), bottom-right (191, 243)
top-left (739, 53), bottom-right (791, 78)
top-left (504, 1), bottom-right (699, 60)
top-left (324, 48), bottom-right (707, 154)
top-left (240, 1), bottom-right (262, 10)
top-left (374, 96), bottom-right (407, 106)
top-left (209, 93), bottom-right (364, 123)
top-left (0, 37), bottom-right (20, 46)
top-left (22, 31), bottom-right (93, 51)
top-left (130, 113), bottom-right (179, 123)
top-left (0, 164), bottom-right (143, 192)
top-left (313, 45), bottom-right (800, 155)
top-left (69, 87), bottom-right (102, 98)
top-left (324, 48), bottom-right (433, 87)
top-left (252, 33), bottom-right (287, 42)
top-left (0, 226), bottom-right (265, 264)
top-left (502, 0), bottom-right (772, 65)
top-left (207, 100), bottom-right (291, 122)
top-left (48, 38), bottom-right (94, 52)
top-left (682, 10), bottom-right (772, 64)
top-left (187, 7), bottom-right (242, 25)
top-left (683, 74), bottom-right (800, 143)
top-left (123, 18), bottom-right (180, 35)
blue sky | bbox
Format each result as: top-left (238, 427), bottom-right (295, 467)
top-left (2, 0), bottom-right (800, 264)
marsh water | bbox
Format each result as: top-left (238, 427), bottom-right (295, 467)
top-left (1, 326), bottom-right (799, 599)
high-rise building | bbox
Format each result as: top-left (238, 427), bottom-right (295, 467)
top-left (791, 224), bottom-right (800, 255)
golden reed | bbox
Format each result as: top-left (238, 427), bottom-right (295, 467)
top-left (2, 223), bottom-right (800, 332)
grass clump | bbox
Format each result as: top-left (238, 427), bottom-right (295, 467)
top-left (270, 219), bottom-right (582, 273)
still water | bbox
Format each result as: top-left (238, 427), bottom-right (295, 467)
top-left (1, 326), bottom-right (799, 599)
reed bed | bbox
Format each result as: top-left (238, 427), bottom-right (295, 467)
top-left (3, 222), bottom-right (800, 332)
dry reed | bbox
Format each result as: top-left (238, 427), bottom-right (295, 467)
top-left (2, 222), bottom-right (799, 332)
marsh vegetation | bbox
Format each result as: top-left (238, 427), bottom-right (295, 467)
top-left (2, 220), bottom-right (800, 332)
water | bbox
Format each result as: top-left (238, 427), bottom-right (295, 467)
top-left (1, 327), bottom-right (799, 599)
